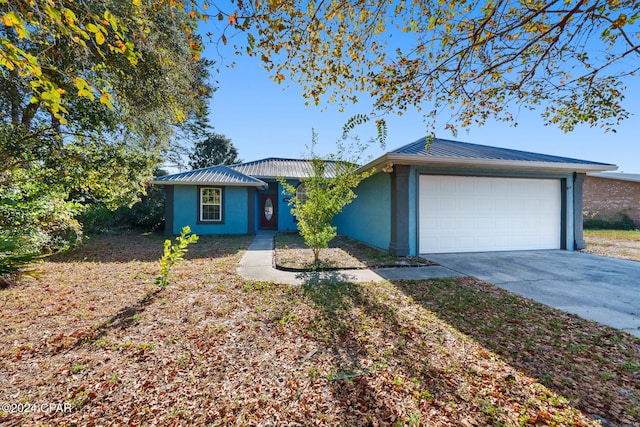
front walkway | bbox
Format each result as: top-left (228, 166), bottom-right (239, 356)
top-left (236, 231), bottom-right (461, 285)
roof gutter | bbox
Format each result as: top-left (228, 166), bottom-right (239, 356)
top-left (152, 180), bottom-right (267, 189)
top-left (360, 153), bottom-right (618, 174)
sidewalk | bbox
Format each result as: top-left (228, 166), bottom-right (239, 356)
top-left (237, 231), bottom-right (461, 285)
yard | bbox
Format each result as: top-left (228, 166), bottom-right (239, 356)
top-left (1, 234), bottom-right (639, 426)
top-left (584, 229), bottom-right (640, 262)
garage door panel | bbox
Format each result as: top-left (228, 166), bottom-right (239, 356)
top-left (419, 175), bottom-right (561, 254)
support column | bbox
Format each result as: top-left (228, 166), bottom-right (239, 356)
top-left (247, 187), bottom-right (256, 234)
top-left (389, 165), bottom-right (410, 256)
top-left (163, 185), bottom-right (174, 235)
top-left (573, 173), bottom-right (586, 250)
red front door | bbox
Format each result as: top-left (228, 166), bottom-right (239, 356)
top-left (260, 194), bottom-right (277, 229)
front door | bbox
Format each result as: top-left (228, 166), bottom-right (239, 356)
top-left (260, 194), bottom-right (277, 229)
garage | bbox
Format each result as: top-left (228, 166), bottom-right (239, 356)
top-left (419, 175), bottom-right (562, 254)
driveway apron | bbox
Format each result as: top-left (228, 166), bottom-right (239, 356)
top-left (423, 250), bottom-right (640, 337)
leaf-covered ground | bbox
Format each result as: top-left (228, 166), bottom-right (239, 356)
top-left (1, 234), bottom-right (639, 426)
top-left (275, 232), bottom-right (433, 270)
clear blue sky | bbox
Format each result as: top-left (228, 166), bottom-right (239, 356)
top-left (202, 34), bottom-right (639, 172)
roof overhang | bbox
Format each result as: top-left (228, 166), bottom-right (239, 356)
top-left (152, 180), bottom-right (267, 189)
top-left (587, 172), bottom-right (640, 183)
top-left (360, 153), bottom-right (618, 175)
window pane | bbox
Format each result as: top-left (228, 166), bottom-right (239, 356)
top-left (264, 198), bottom-right (273, 221)
top-left (200, 188), bottom-right (222, 221)
top-left (296, 184), bottom-right (307, 203)
top-left (202, 188), bottom-right (221, 204)
top-left (202, 205), bottom-right (220, 221)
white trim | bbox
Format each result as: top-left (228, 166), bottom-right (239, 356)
top-left (360, 153), bottom-right (618, 175)
top-left (199, 187), bottom-right (222, 222)
top-left (153, 180), bottom-right (265, 188)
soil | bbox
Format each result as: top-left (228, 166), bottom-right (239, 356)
top-left (275, 233), bottom-right (434, 270)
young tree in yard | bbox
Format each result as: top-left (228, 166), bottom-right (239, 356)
top-left (280, 132), bottom-right (373, 269)
top-left (189, 132), bottom-right (241, 169)
top-left (215, 0), bottom-right (638, 133)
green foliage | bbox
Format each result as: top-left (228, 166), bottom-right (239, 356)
top-left (0, 234), bottom-right (40, 287)
top-left (80, 181), bottom-right (166, 235)
top-left (224, 0), bottom-right (638, 133)
top-left (583, 210), bottom-right (637, 230)
top-left (188, 132), bottom-right (241, 169)
top-left (342, 114), bottom-right (387, 149)
top-left (0, 0), bottom-right (213, 257)
top-left (0, 127), bottom-right (84, 253)
top-left (156, 226), bottom-right (199, 288)
top-left (280, 131), bottom-right (373, 268)
top-left (0, 0), bottom-right (206, 121)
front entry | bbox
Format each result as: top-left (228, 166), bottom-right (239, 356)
top-left (260, 194), bottom-right (278, 229)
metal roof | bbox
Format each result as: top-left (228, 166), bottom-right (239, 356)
top-left (153, 164), bottom-right (267, 187)
top-left (155, 139), bottom-right (616, 187)
top-left (589, 172), bottom-right (640, 183)
top-left (229, 158), bottom-right (339, 179)
top-left (391, 137), bottom-right (614, 166)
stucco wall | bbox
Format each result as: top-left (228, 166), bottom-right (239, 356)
top-left (335, 172), bottom-right (391, 251)
top-left (171, 185), bottom-right (250, 235)
top-left (583, 176), bottom-right (640, 225)
top-left (277, 181), bottom-right (299, 232)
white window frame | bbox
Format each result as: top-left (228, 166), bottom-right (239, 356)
top-left (296, 183), bottom-right (307, 203)
top-left (199, 187), bottom-right (222, 222)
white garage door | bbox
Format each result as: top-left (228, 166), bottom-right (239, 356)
top-left (419, 175), bottom-right (561, 254)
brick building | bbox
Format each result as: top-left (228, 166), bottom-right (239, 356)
top-left (583, 172), bottom-right (640, 226)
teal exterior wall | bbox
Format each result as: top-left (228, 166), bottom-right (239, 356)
top-left (164, 165), bottom-right (579, 255)
top-left (171, 185), bottom-right (251, 235)
top-left (335, 172), bottom-right (391, 251)
top-left (277, 181), bottom-right (298, 232)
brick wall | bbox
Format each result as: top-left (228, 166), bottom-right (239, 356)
top-left (583, 176), bottom-right (640, 225)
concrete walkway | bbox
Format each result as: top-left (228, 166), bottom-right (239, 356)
top-left (236, 231), bottom-right (461, 285)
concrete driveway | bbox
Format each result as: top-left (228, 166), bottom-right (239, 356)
top-left (423, 250), bottom-right (640, 337)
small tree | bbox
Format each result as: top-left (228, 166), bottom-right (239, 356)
top-left (155, 226), bottom-right (199, 288)
top-left (280, 132), bottom-right (373, 269)
top-left (188, 133), bottom-right (241, 169)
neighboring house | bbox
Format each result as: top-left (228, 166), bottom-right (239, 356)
top-left (153, 138), bottom-right (616, 256)
top-left (584, 172), bottom-right (640, 226)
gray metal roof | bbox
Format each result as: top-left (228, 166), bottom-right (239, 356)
top-left (230, 158), bottom-right (339, 179)
top-left (153, 164), bottom-right (267, 187)
top-left (391, 137), bottom-right (614, 166)
top-left (589, 172), bottom-right (640, 183)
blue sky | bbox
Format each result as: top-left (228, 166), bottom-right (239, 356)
top-left (202, 34), bottom-right (639, 172)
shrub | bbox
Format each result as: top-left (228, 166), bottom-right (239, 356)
top-left (0, 234), bottom-right (40, 287)
top-left (80, 185), bottom-right (165, 235)
top-left (583, 210), bottom-right (637, 230)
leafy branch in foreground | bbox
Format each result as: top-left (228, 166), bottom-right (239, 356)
top-left (220, 0), bottom-right (638, 133)
top-left (156, 226), bottom-right (198, 287)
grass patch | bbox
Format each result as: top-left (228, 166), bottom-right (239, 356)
top-left (583, 229), bottom-right (640, 261)
top-left (584, 229), bottom-right (640, 241)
